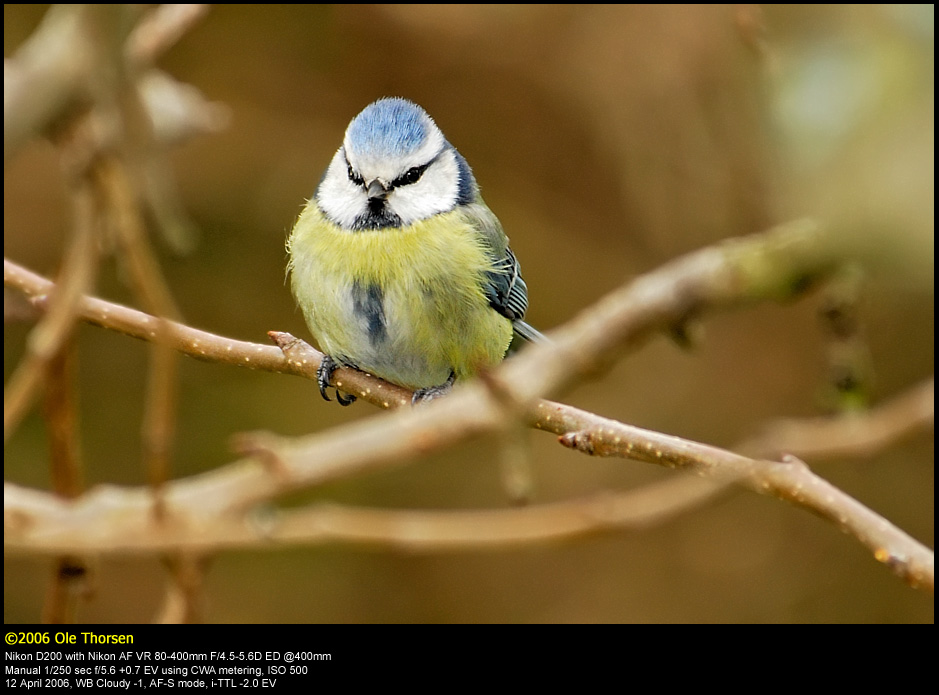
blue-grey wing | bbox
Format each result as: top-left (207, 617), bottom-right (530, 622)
top-left (486, 246), bottom-right (529, 321)
top-left (461, 201), bottom-right (529, 321)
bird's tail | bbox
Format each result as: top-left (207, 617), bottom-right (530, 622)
top-left (513, 319), bottom-right (550, 344)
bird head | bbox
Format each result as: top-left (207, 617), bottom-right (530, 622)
top-left (316, 98), bottom-right (476, 230)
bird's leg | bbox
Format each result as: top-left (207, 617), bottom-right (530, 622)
top-left (411, 371), bottom-right (456, 405)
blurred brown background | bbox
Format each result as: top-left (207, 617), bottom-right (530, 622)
top-left (4, 5), bottom-right (933, 623)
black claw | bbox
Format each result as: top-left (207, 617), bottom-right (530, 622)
top-left (317, 355), bottom-right (357, 406)
top-left (316, 356), bottom-right (337, 401)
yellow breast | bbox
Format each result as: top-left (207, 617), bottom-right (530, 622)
top-left (287, 203), bottom-right (513, 389)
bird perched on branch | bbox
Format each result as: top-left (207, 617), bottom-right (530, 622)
top-left (287, 97), bottom-right (544, 405)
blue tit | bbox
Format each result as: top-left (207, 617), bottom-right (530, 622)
top-left (287, 97), bottom-right (545, 405)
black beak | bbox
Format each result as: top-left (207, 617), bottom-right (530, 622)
top-left (366, 179), bottom-right (389, 201)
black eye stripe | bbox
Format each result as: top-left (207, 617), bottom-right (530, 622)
top-left (346, 162), bottom-right (364, 186)
top-left (344, 149), bottom-right (442, 190)
top-left (391, 163), bottom-right (429, 188)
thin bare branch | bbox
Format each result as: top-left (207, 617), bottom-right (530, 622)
top-left (3, 190), bottom-right (100, 441)
top-left (5, 258), bottom-right (301, 374)
top-left (539, 402), bottom-right (934, 590)
top-left (43, 328), bottom-right (83, 500)
top-left (817, 264), bottom-right (873, 411)
top-left (41, 345), bottom-right (91, 624)
top-left (155, 554), bottom-right (210, 624)
top-left (127, 5), bottom-right (211, 68)
top-left (41, 557), bottom-right (92, 625)
top-left (96, 159), bottom-right (184, 511)
top-left (738, 378), bottom-right (934, 461)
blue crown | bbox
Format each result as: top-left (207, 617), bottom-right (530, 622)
top-left (346, 98), bottom-right (431, 159)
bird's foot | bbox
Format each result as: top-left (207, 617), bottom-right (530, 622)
top-left (317, 355), bottom-right (356, 406)
top-left (411, 371), bottom-right (456, 405)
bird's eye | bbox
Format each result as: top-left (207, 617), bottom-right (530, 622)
top-left (392, 165), bottom-right (427, 188)
top-left (347, 164), bottom-right (363, 186)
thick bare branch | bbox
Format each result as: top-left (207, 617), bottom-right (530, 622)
top-left (5, 477), bottom-right (729, 553)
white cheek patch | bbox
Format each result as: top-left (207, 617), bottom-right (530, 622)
top-left (388, 149), bottom-right (460, 225)
top-left (316, 149), bottom-right (366, 229)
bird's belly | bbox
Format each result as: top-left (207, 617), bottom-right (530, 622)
top-left (319, 280), bottom-right (511, 389)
